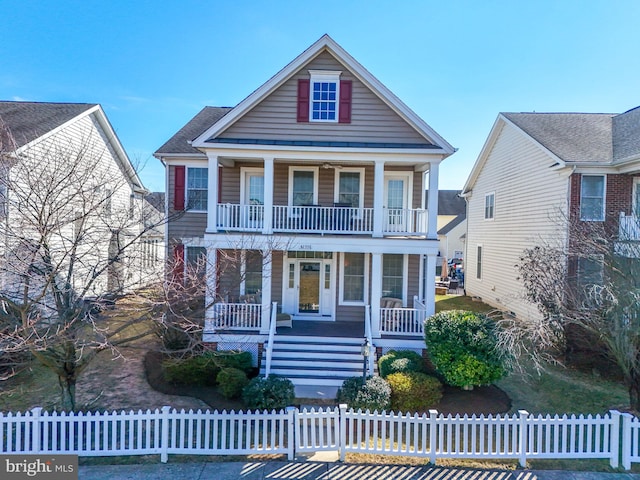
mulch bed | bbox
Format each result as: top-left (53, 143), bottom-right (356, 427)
top-left (144, 350), bottom-right (511, 415)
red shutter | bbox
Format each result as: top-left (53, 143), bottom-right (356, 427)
top-left (172, 244), bottom-right (184, 283)
top-left (297, 79), bottom-right (310, 122)
top-left (339, 80), bottom-right (352, 123)
top-left (174, 166), bottom-right (185, 211)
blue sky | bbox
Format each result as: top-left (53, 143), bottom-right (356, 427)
top-left (2, 0), bottom-right (639, 192)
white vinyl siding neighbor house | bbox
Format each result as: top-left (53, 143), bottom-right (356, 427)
top-left (463, 116), bottom-right (569, 320)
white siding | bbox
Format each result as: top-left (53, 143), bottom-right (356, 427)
top-left (465, 122), bottom-right (569, 320)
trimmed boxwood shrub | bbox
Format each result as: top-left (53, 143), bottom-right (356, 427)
top-left (386, 372), bottom-right (442, 412)
top-left (163, 350), bottom-right (253, 386)
top-left (378, 350), bottom-right (425, 378)
top-left (216, 367), bottom-right (249, 399)
top-left (337, 376), bottom-right (391, 411)
top-left (242, 376), bottom-right (295, 410)
top-left (424, 310), bottom-right (506, 388)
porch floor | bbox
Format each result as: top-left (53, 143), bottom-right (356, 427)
top-left (277, 320), bottom-right (363, 337)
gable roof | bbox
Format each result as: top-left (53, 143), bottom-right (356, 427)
top-left (438, 214), bottom-right (466, 235)
top-left (612, 106), bottom-right (640, 162)
top-left (155, 107), bottom-right (232, 156)
top-left (0, 100), bottom-right (145, 192)
top-left (502, 112), bottom-right (614, 164)
top-left (0, 101), bottom-right (96, 148)
top-left (426, 190), bottom-right (465, 215)
top-left (191, 35), bottom-right (455, 155)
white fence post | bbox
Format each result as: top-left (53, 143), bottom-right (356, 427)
top-left (30, 407), bottom-right (42, 454)
top-left (518, 410), bottom-right (529, 468)
top-left (429, 409), bottom-right (438, 464)
top-left (339, 404), bottom-right (348, 462)
top-left (609, 410), bottom-right (621, 469)
top-left (160, 406), bottom-right (171, 463)
top-left (286, 407), bottom-right (296, 461)
top-left (621, 412), bottom-right (634, 470)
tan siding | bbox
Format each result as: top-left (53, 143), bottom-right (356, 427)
top-left (465, 123), bottom-right (569, 320)
top-left (407, 254), bottom-right (420, 304)
top-left (271, 251), bottom-right (283, 304)
top-left (220, 51), bottom-right (430, 145)
top-left (167, 165), bottom-right (207, 240)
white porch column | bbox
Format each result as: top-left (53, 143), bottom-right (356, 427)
top-left (260, 249), bottom-right (272, 334)
top-left (262, 157), bottom-right (274, 235)
top-left (427, 162), bottom-right (439, 240)
top-left (206, 153), bottom-right (219, 233)
top-left (204, 246), bottom-right (218, 332)
top-left (373, 160), bottom-right (385, 238)
top-left (370, 252), bottom-right (383, 338)
top-left (424, 254), bottom-right (436, 317)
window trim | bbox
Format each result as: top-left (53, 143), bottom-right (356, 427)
top-left (288, 166), bottom-right (319, 206)
top-left (382, 253), bottom-right (408, 303)
top-left (308, 70), bottom-right (341, 123)
top-left (334, 167), bottom-right (365, 213)
top-left (579, 174), bottom-right (606, 222)
top-left (240, 167), bottom-right (265, 205)
top-left (339, 252), bottom-right (369, 306)
top-left (484, 192), bottom-right (495, 220)
top-left (186, 166), bottom-right (208, 213)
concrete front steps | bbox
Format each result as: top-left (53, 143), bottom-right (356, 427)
top-left (260, 336), bottom-right (374, 393)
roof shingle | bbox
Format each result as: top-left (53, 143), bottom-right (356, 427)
top-left (155, 107), bottom-right (232, 155)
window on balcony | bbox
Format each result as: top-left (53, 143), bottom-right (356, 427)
top-left (187, 167), bottom-right (208, 211)
top-left (243, 250), bottom-right (263, 296)
top-left (289, 167), bottom-right (318, 206)
top-left (335, 169), bottom-right (364, 209)
top-left (580, 175), bottom-right (605, 221)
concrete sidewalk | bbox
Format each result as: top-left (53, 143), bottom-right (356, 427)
top-left (78, 461), bottom-right (640, 479)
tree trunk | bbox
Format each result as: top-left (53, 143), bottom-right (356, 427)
top-left (58, 374), bottom-right (76, 411)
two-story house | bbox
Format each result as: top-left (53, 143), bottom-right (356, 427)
top-left (462, 107), bottom-right (640, 320)
top-left (0, 101), bottom-right (154, 300)
top-left (155, 35), bottom-right (455, 390)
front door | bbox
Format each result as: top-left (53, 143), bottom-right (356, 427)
top-left (384, 175), bottom-right (408, 232)
top-left (282, 256), bottom-right (334, 319)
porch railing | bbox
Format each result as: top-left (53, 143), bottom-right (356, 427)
top-left (215, 203), bottom-right (429, 236)
top-left (264, 302), bottom-right (278, 378)
top-left (211, 302), bottom-right (262, 330)
top-left (379, 306), bottom-right (426, 336)
top-left (619, 212), bottom-right (640, 241)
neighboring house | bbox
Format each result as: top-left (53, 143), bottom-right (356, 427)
top-left (0, 101), bottom-right (153, 299)
top-left (154, 35), bottom-right (455, 389)
top-left (462, 107), bottom-right (640, 319)
top-left (426, 190), bottom-right (466, 268)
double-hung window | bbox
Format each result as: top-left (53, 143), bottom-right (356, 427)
top-left (243, 250), bottom-right (263, 296)
top-left (382, 254), bottom-right (404, 300)
top-left (309, 71), bottom-right (340, 122)
top-left (336, 169), bottom-right (364, 209)
top-left (580, 175), bottom-right (605, 221)
top-left (187, 167), bottom-right (208, 211)
top-left (341, 252), bottom-right (367, 304)
top-left (484, 193), bottom-right (495, 220)
top-left (186, 246), bottom-right (206, 279)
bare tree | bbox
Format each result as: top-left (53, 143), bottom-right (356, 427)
top-left (0, 120), bottom-right (165, 410)
top-left (500, 214), bottom-right (640, 411)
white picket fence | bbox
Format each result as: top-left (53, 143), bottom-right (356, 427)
top-left (1, 406), bottom-right (639, 469)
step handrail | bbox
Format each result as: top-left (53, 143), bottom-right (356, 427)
top-left (365, 305), bottom-right (374, 376)
top-left (264, 301), bottom-right (278, 378)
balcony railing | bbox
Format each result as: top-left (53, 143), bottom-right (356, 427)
top-left (216, 204), bottom-right (428, 236)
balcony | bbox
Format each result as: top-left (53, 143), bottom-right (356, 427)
top-left (216, 204), bottom-right (428, 236)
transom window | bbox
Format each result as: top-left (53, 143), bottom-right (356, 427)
top-left (187, 167), bottom-right (208, 211)
top-left (580, 175), bottom-right (605, 221)
top-left (309, 71), bottom-right (341, 122)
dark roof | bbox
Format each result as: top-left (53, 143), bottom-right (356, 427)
top-left (425, 190), bottom-right (466, 215)
top-left (613, 107), bottom-right (640, 161)
top-left (155, 107), bottom-right (232, 155)
top-left (438, 214), bottom-right (466, 235)
top-left (502, 112), bottom-right (614, 163)
top-left (0, 101), bottom-right (96, 148)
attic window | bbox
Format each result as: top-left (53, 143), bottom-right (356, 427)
top-left (297, 71), bottom-right (352, 123)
